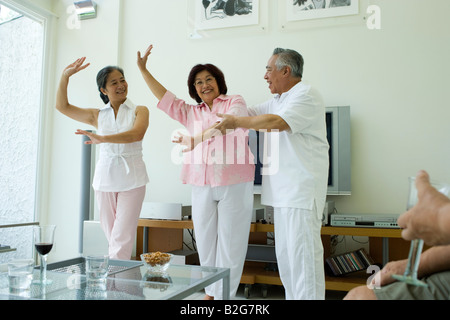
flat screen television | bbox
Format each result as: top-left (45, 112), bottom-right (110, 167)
top-left (249, 106), bottom-right (351, 195)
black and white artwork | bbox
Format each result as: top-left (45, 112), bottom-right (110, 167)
top-left (195, 0), bottom-right (259, 31)
top-left (287, 0), bottom-right (358, 21)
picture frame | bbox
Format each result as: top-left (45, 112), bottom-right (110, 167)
top-left (193, 0), bottom-right (260, 31)
top-left (286, 0), bottom-right (359, 21)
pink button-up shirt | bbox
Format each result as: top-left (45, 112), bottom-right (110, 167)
top-left (158, 91), bottom-right (255, 187)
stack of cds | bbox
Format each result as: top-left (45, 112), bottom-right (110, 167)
top-left (325, 248), bottom-right (375, 276)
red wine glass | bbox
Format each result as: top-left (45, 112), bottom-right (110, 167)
top-left (33, 225), bottom-right (56, 285)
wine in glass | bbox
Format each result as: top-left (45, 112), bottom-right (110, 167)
top-left (392, 177), bottom-right (450, 286)
top-left (33, 225), bottom-right (56, 285)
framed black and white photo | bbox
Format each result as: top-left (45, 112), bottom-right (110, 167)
top-left (286, 0), bottom-right (358, 21)
top-left (194, 0), bottom-right (259, 31)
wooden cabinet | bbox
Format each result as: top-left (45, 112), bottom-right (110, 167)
top-left (136, 220), bottom-right (411, 292)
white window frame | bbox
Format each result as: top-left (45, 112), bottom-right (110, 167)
top-left (0, 0), bottom-right (57, 223)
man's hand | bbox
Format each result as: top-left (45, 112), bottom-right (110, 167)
top-left (214, 113), bottom-right (238, 135)
top-left (397, 170), bottom-right (450, 246)
top-left (372, 259), bottom-right (408, 287)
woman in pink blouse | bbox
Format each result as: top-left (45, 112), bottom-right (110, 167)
top-left (138, 45), bottom-right (255, 300)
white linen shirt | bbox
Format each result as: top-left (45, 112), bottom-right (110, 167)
top-left (92, 99), bottom-right (149, 192)
top-left (249, 82), bottom-right (329, 217)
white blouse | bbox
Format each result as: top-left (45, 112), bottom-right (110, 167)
top-left (92, 99), bottom-right (149, 192)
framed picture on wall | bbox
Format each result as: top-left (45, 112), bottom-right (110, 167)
top-left (194, 0), bottom-right (259, 30)
top-left (286, 0), bottom-right (359, 21)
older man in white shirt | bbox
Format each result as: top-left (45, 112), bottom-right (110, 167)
top-left (216, 48), bottom-right (329, 299)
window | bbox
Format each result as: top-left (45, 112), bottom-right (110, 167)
top-left (0, 4), bottom-right (21, 24)
top-left (0, 3), bottom-right (44, 262)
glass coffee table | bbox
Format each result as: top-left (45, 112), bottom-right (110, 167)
top-left (0, 257), bottom-right (230, 300)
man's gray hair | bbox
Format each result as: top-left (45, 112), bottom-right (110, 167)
top-left (273, 48), bottom-right (304, 78)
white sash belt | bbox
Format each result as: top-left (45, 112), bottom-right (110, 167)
top-left (101, 151), bottom-right (142, 175)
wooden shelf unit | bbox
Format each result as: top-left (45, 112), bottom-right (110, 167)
top-left (136, 219), bottom-right (408, 292)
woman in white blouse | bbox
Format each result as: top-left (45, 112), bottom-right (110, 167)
top-left (56, 57), bottom-right (149, 260)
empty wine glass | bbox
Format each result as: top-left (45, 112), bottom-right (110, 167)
top-left (33, 225), bottom-right (56, 285)
top-left (392, 177), bottom-right (450, 286)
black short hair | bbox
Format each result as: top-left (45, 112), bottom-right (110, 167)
top-left (187, 64), bottom-right (228, 104)
top-left (96, 66), bottom-right (125, 104)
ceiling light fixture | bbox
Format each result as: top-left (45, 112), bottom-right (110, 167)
top-left (74, 0), bottom-right (97, 20)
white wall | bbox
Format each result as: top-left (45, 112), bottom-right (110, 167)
top-left (34, 0), bottom-right (450, 261)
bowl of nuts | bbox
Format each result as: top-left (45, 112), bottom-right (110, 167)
top-left (140, 252), bottom-right (172, 274)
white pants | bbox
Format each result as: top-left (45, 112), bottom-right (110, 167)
top-left (274, 207), bottom-right (325, 300)
top-left (191, 182), bottom-right (253, 299)
top-left (95, 185), bottom-right (146, 260)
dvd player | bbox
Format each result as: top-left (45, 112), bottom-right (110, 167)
top-left (330, 213), bottom-right (400, 228)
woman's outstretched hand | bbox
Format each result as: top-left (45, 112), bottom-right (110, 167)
top-left (63, 57), bottom-right (90, 78)
top-left (172, 131), bottom-right (195, 153)
top-left (137, 44), bottom-right (153, 71)
top-left (75, 129), bottom-right (103, 144)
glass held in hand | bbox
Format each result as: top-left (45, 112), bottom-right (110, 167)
top-left (33, 225), bottom-right (56, 285)
top-left (392, 177), bottom-right (450, 287)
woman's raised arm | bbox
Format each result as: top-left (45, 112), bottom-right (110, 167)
top-left (137, 45), bottom-right (168, 101)
top-left (56, 57), bottom-right (99, 127)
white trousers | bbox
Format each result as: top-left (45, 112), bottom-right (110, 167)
top-left (274, 207), bottom-right (325, 300)
top-left (191, 182), bottom-right (253, 299)
top-left (95, 185), bottom-right (146, 260)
